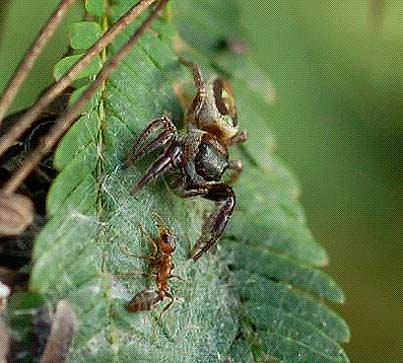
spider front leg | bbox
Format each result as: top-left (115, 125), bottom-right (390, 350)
top-left (227, 129), bottom-right (248, 146)
top-left (190, 183), bottom-right (236, 261)
top-left (132, 142), bottom-right (182, 194)
top-left (126, 116), bottom-right (177, 166)
top-left (179, 58), bottom-right (207, 122)
top-left (226, 159), bottom-right (243, 185)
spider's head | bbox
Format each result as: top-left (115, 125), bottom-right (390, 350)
top-left (195, 78), bottom-right (239, 142)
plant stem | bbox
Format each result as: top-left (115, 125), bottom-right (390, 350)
top-left (3, 0), bottom-right (169, 194)
top-left (39, 301), bottom-right (76, 363)
top-left (0, 0), bottom-right (158, 160)
top-left (0, 0), bottom-right (77, 124)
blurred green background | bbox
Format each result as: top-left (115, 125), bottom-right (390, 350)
top-left (0, 1), bottom-right (402, 362)
top-left (240, 1), bottom-right (403, 362)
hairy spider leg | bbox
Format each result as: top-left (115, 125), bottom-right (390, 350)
top-left (227, 159), bottom-right (243, 185)
top-left (174, 185), bottom-right (209, 198)
top-left (179, 58), bottom-right (206, 120)
top-left (126, 116), bottom-right (177, 165)
top-left (190, 184), bottom-right (236, 261)
top-left (226, 129), bottom-right (248, 146)
top-left (132, 142), bottom-right (182, 194)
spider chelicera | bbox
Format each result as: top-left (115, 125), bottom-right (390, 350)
top-left (126, 59), bottom-right (247, 260)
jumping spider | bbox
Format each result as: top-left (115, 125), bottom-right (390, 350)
top-left (126, 59), bottom-right (247, 260)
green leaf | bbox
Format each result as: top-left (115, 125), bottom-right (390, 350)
top-left (53, 54), bottom-right (102, 81)
top-left (173, 1), bottom-right (351, 361)
top-left (70, 21), bottom-right (103, 50)
top-left (85, 0), bottom-right (106, 17)
top-left (28, 1), bottom-right (350, 362)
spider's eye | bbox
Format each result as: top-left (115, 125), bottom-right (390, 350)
top-left (213, 79), bottom-right (238, 126)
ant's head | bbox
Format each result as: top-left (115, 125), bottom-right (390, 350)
top-left (152, 213), bottom-right (176, 254)
top-left (159, 230), bottom-right (176, 254)
top-left (194, 77), bottom-right (239, 142)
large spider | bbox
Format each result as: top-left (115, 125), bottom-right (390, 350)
top-left (126, 59), bottom-right (247, 261)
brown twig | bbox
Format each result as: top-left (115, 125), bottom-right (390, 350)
top-left (3, 0), bottom-right (169, 194)
top-left (0, 0), bottom-right (158, 160)
top-left (0, 0), bottom-right (77, 124)
top-left (39, 301), bottom-right (76, 363)
top-left (0, 191), bottom-right (34, 235)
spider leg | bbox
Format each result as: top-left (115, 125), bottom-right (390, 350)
top-left (190, 184), bottom-right (236, 261)
top-left (174, 184), bottom-right (209, 198)
top-left (226, 129), bottom-right (248, 146)
top-left (179, 59), bottom-right (205, 94)
top-left (132, 143), bottom-right (182, 194)
top-left (126, 116), bottom-right (177, 165)
top-left (179, 58), bottom-right (206, 122)
top-left (226, 159), bottom-right (243, 185)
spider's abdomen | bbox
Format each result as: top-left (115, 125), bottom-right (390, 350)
top-left (195, 138), bottom-right (228, 181)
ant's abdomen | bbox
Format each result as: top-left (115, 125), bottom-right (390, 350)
top-left (127, 289), bottom-right (161, 312)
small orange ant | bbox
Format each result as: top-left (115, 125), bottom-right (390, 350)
top-left (127, 213), bottom-right (181, 318)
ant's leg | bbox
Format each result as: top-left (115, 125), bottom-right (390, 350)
top-left (115, 270), bottom-right (155, 279)
top-left (132, 142), bottom-right (182, 194)
top-left (152, 212), bottom-right (175, 240)
top-left (179, 58), bottom-right (206, 121)
top-left (157, 291), bottom-right (174, 321)
top-left (126, 116), bottom-right (177, 165)
top-left (226, 159), bottom-right (243, 185)
top-left (120, 243), bottom-right (157, 263)
top-left (117, 245), bottom-right (157, 278)
top-left (139, 224), bottom-right (159, 257)
top-left (190, 184), bottom-right (236, 261)
top-left (169, 274), bottom-right (186, 282)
